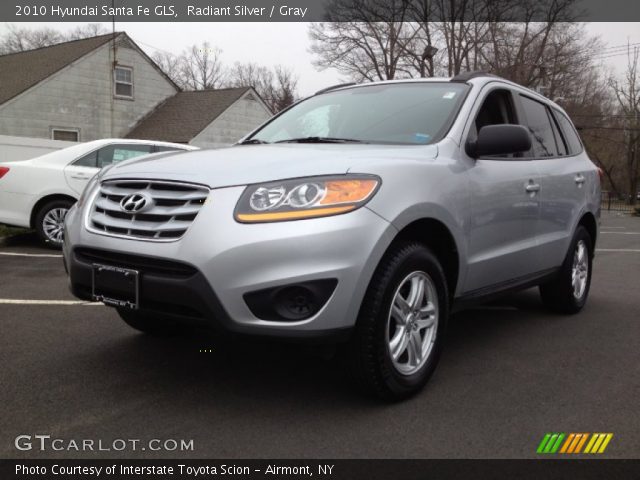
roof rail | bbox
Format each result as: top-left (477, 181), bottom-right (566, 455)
top-left (450, 71), bottom-right (499, 83)
top-left (315, 82), bottom-right (357, 94)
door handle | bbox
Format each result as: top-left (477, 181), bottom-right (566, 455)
top-left (525, 183), bottom-right (540, 193)
top-left (575, 174), bottom-right (586, 185)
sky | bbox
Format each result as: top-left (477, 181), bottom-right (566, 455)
top-left (0, 22), bottom-right (638, 96)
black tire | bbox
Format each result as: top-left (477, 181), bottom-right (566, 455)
top-left (117, 308), bottom-right (184, 336)
top-left (346, 242), bottom-right (449, 401)
top-left (539, 226), bottom-right (593, 314)
top-left (34, 199), bottom-right (74, 249)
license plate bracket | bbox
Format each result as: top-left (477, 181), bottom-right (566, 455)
top-left (92, 264), bottom-right (139, 310)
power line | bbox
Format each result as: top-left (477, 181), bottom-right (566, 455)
top-left (593, 51), bottom-right (639, 61)
top-left (595, 42), bottom-right (640, 54)
top-left (130, 36), bottom-right (175, 56)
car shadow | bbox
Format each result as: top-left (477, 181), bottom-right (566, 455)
top-left (0, 230), bottom-right (42, 248)
top-left (66, 288), bottom-right (553, 410)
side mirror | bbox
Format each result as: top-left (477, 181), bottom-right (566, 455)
top-left (466, 124), bottom-right (532, 158)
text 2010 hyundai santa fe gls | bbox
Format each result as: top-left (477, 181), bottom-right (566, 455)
top-left (64, 73), bottom-right (600, 400)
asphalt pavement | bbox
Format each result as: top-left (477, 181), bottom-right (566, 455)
top-left (1, 211), bottom-right (639, 459)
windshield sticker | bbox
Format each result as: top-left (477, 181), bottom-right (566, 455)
top-left (414, 133), bottom-right (431, 143)
top-left (443, 92), bottom-right (457, 99)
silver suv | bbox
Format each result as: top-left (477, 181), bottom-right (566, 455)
top-left (64, 73), bottom-right (600, 400)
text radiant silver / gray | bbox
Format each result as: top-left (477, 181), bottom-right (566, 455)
top-left (64, 73), bottom-right (600, 400)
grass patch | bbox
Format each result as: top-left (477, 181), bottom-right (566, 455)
top-left (0, 225), bottom-right (30, 238)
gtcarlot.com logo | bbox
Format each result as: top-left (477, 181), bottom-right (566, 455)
top-left (15, 435), bottom-right (194, 452)
top-left (537, 433), bottom-right (613, 454)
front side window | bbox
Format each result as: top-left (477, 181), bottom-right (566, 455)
top-left (249, 83), bottom-right (469, 145)
top-left (519, 95), bottom-right (558, 157)
top-left (114, 66), bottom-right (133, 98)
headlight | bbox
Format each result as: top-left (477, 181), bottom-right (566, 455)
top-left (235, 175), bottom-right (380, 223)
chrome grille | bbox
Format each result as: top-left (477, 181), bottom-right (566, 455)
top-left (87, 180), bottom-right (209, 241)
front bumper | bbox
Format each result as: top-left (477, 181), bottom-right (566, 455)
top-left (64, 186), bottom-right (397, 339)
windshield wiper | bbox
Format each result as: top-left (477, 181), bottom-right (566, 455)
top-left (274, 136), bottom-right (366, 144)
top-left (239, 138), bottom-right (270, 145)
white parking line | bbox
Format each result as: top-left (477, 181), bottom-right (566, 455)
top-left (0, 299), bottom-right (102, 306)
top-left (600, 226), bottom-right (626, 229)
top-left (600, 232), bottom-right (640, 235)
top-left (0, 252), bottom-right (62, 258)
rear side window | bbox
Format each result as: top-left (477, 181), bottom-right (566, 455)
top-left (548, 115), bottom-right (567, 156)
top-left (519, 95), bottom-right (558, 157)
top-left (553, 111), bottom-right (583, 155)
top-left (74, 150), bottom-right (98, 168)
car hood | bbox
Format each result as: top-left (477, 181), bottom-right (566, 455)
top-left (103, 144), bottom-right (438, 188)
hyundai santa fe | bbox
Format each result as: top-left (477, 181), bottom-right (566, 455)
top-left (63, 72), bottom-right (600, 400)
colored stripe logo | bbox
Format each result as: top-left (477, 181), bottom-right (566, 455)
top-left (537, 433), bottom-right (613, 454)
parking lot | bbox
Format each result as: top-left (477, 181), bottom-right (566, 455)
top-left (1, 211), bottom-right (639, 459)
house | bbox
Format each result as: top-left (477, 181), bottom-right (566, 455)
top-left (0, 32), bottom-right (272, 149)
top-left (127, 87), bottom-right (271, 148)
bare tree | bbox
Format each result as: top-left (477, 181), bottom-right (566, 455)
top-left (0, 23), bottom-right (108, 55)
top-left (309, 0), bottom-right (584, 82)
top-left (0, 24), bottom-right (63, 54)
top-left (178, 42), bottom-right (226, 90)
top-left (609, 45), bottom-right (640, 205)
top-left (226, 63), bottom-right (299, 112)
top-left (66, 24), bottom-right (108, 40)
top-left (271, 65), bottom-right (298, 112)
top-left (309, 0), bottom-right (420, 81)
top-left (152, 51), bottom-right (185, 88)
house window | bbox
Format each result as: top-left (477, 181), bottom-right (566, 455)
top-left (114, 66), bottom-right (133, 98)
top-left (51, 128), bottom-right (79, 142)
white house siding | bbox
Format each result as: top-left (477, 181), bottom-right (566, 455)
top-left (190, 93), bottom-right (272, 148)
top-left (0, 38), bottom-right (177, 142)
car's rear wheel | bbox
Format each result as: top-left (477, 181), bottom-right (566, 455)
top-left (347, 242), bottom-right (448, 401)
top-left (117, 308), bottom-right (185, 336)
top-left (34, 199), bottom-right (74, 249)
top-left (539, 226), bottom-right (593, 314)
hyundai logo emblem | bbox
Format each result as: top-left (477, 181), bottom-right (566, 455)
top-left (120, 193), bottom-right (150, 213)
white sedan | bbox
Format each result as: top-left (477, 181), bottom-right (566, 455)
top-left (0, 139), bottom-right (196, 248)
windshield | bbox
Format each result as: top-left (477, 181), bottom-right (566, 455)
top-left (249, 82), bottom-right (469, 145)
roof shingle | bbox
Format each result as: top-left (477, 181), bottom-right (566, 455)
top-left (0, 33), bottom-right (117, 105)
top-left (126, 87), bottom-right (251, 143)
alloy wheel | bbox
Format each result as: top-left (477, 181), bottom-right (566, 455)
top-left (386, 271), bottom-right (439, 376)
top-left (571, 239), bottom-right (589, 300)
top-left (42, 208), bottom-right (68, 244)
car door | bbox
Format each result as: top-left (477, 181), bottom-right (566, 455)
top-left (64, 143), bottom-right (153, 195)
top-left (462, 86), bottom-right (542, 293)
top-left (63, 148), bottom-right (100, 195)
top-left (527, 103), bottom-right (588, 270)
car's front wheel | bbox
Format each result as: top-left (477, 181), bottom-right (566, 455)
top-left (117, 308), bottom-right (185, 336)
top-left (347, 242), bottom-right (448, 401)
top-left (539, 226), bottom-right (593, 314)
top-left (34, 199), bottom-right (74, 249)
